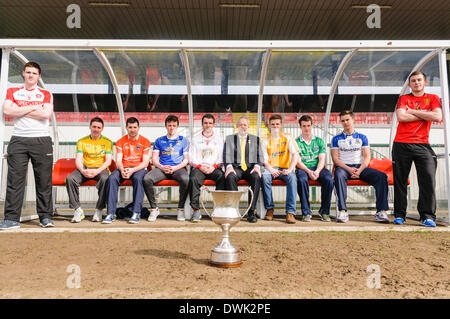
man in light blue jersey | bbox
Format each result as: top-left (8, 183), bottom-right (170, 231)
top-left (330, 110), bottom-right (389, 223)
top-left (143, 115), bottom-right (189, 222)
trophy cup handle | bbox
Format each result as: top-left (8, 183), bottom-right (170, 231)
top-left (199, 185), bottom-right (212, 218)
top-left (241, 186), bottom-right (254, 219)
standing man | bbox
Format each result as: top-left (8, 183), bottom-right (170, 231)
top-left (223, 116), bottom-right (264, 223)
top-left (261, 114), bottom-right (300, 224)
top-left (102, 117), bottom-right (151, 224)
top-left (143, 115), bottom-right (189, 222)
top-left (331, 110), bottom-right (389, 223)
top-left (295, 115), bottom-right (334, 222)
top-left (392, 71), bottom-right (442, 227)
top-left (66, 117), bottom-right (113, 223)
top-left (189, 113), bottom-right (225, 222)
top-left (1, 62), bottom-right (54, 229)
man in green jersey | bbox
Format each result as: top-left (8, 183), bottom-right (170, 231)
top-left (295, 115), bottom-right (334, 222)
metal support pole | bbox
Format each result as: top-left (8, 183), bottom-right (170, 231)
top-left (257, 49), bottom-right (272, 137)
top-left (323, 49), bottom-right (358, 144)
top-left (438, 49), bottom-right (450, 225)
top-left (93, 48), bottom-right (126, 136)
top-left (0, 48), bottom-right (10, 200)
top-left (180, 49), bottom-right (194, 142)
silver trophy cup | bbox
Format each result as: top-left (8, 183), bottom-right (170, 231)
top-left (200, 186), bottom-right (253, 268)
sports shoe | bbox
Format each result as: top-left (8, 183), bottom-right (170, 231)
top-left (177, 208), bottom-right (185, 221)
top-left (393, 217), bottom-right (405, 225)
top-left (286, 213), bottom-right (296, 224)
top-left (147, 208), bottom-right (160, 222)
top-left (374, 210), bottom-right (390, 223)
top-left (71, 207), bottom-right (85, 223)
top-left (265, 208), bottom-right (274, 221)
top-left (191, 210), bottom-right (202, 223)
top-left (92, 209), bottom-right (103, 222)
top-left (302, 214), bottom-right (312, 222)
top-left (0, 220), bottom-right (20, 230)
top-left (102, 214), bottom-right (115, 224)
top-left (421, 219), bottom-right (436, 227)
top-left (320, 213), bottom-right (331, 222)
top-left (336, 210), bottom-right (349, 223)
top-left (40, 218), bottom-right (55, 228)
top-left (129, 212), bottom-right (140, 224)
top-left (247, 212), bottom-right (258, 223)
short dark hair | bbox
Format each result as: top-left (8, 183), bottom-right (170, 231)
top-left (202, 113), bottom-right (215, 124)
top-left (339, 110), bottom-right (354, 118)
top-left (90, 117), bottom-right (104, 127)
top-left (269, 114), bottom-right (283, 123)
top-left (165, 115), bottom-right (179, 126)
top-left (126, 117), bottom-right (139, 126)
top-left (23, 62), bottom-right (41, 74)
top-left (409, 71), bottom-right (427, 82)
top-left (298, 115), bottom-right (313, 126)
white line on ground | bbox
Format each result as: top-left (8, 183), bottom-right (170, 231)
top-left (0, 226), bottom-right (449, 233)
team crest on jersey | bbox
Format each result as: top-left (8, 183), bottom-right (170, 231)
top-left (136, 145), bottom-right (141, 150)
top-left (313, 145), bottom-right (319, 152)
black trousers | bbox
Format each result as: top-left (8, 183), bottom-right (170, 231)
top-left (4, 136), bottom-right (53, 222)
top-left (189, 167), bottom-right (225, 210)
top-left (392, 142), bottom-right (437, 221)
top-left (225, 166), bottom-right (261, 215)
top-left (66, 168), bottom-right (109, 210)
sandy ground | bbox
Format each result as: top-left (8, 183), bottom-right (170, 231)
top-left (0, 214), bottom-right (449, 299)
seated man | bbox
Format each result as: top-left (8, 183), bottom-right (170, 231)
top-left (66, 117), bottom-right (113, 223)
top-left (223, 116), bottom-right (264, 223)
top-left (103, 117), bottom-right (151, 224)
top-left (189, 113), bottom-right (225, 223)
top-left (143, 115), bottom-right (189, 222)
top-left (331, 110), bottom-right (389, 223)
top-left (295, 115), bottom-right (333, 222)
top-left (261, 114), bottom-right (300, 224)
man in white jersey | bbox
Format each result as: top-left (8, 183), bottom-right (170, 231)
top-left (331, 110), bottom-right (389, 223)
top-left (0, 62), bottom-right (54, 229)
top-left (188, 113), bottom-right (225, 222)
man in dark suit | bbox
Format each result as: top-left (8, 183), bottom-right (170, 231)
top-left (223, 116), bottom-right (264, 223)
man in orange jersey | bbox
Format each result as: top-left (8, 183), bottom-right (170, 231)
top-left (102, 117), bottom-right (151, 224)
top-left (261, 114), bottom-right (300, 224)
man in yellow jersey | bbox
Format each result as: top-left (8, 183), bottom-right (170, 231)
top-left (66, 117), bottom-right (113, 223)
top-left (261, 114), bottom-right (300, 224)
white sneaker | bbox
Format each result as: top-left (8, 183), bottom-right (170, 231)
top-left (336, 210), bottom-right (349, 223)
top-left (177, 208), bottom-right (185, 221)
top-left (374, 210), bottom-right (390, 223)
top-left (92, 209), bottom-right (103, 222)
top-left (71, 207), bottom-right (85, 223)
top-left (147, 208), bottom-right (160, 222)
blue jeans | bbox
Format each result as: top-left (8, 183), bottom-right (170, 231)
top-left (261, 168), bottom-right (297, 215)
top-left (106, 169), bottom-right (147, 215)
top-left (334, 164), bottom-right (389, 212)
top-left (296, 167), bottom-right (334, 215)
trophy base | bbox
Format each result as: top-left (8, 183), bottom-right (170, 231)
top-left (210, 250), bottom-right (242, 268)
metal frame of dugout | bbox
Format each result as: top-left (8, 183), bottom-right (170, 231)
top-left (0, 40), bottom-right (449, 224)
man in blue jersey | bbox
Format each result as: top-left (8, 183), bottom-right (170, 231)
top-left (330, 110), bottom-right (389, 223)
top-left (143, 115), bottom-right (189, 222)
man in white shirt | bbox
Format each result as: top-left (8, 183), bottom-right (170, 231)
top-left (189, 114), bottom-right (225, 222)
top-left (331, 110), bottom-right (389, 223)
top-left (1, 62), bottom-right (54, 229)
